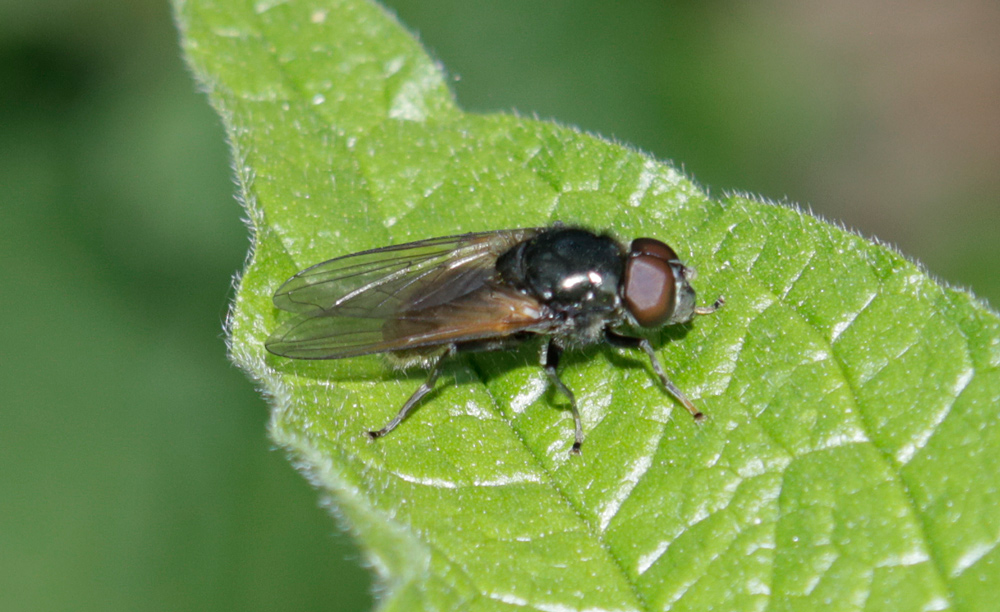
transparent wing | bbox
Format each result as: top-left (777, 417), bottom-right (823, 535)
top-left (272, 228), bottom-right (540, 314)
top-left (267, 285), bottom-right (551, 359)
top-left (266, 228), bottom-right (549, 359)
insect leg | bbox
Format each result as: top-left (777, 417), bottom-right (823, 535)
top-left (367, 346), bottom-right (456, 440)
top-left (604, 330), bottom-right (705, 421)
top-left (542, 339), bottom-right (584, 454)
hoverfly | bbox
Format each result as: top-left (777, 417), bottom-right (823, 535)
top-left (266, 226), bottom-right (723, 453)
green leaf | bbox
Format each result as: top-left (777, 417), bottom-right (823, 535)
top-left (175, 0), bottom-right (1000, 610)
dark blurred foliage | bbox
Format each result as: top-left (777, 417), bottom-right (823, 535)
top-left (0, 1), bottom-right (370, 610)
top-left (1, 0), bottom-right (996, 610)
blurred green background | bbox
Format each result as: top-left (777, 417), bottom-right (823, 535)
top-left (2, 0), bottom-right (997, 610)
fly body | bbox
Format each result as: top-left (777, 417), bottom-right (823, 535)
top-left (266, 226), bottom-right (723, 453)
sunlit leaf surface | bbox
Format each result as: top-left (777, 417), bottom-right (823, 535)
top-left (176, 0), bottom-right (1000, 609)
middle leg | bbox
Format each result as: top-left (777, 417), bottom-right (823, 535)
top-left (542, 339), bottom-right (584, 453)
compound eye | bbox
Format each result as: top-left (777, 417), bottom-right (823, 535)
top-left (630, 237), bottom-right (678, 262)
top-left (623, 250), bottom-right (676, 328)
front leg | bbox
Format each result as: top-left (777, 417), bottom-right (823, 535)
top-left (604, 330), bottom-right (705, 421)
